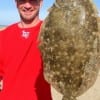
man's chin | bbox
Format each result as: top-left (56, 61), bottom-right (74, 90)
top-left (21, 16), bottom-right (36, 23)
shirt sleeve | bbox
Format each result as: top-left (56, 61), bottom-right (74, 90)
top-left (0, 31), bottom-right (4, 80)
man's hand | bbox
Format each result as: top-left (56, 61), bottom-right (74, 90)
top-left (0, 79), bottom-right (3, 91)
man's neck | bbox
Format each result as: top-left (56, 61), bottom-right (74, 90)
top-left (18, 17), bottom-right (41, 28)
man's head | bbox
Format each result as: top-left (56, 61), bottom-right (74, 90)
top-left (15, 0), bottom-right (43, 23)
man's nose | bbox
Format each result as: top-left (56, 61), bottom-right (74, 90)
top-left (24, 2), bottom-right (32, 9)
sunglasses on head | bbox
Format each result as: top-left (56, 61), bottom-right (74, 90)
top-left (16, 0), bottom-right (40, 4)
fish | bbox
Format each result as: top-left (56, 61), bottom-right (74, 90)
top-left (39, 0), bottom-right (100, 100)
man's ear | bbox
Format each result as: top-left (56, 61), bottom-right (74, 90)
top-left (15, 0), bottom-right (18, 8)
top-left (39, 0), bottom-right (43, 8)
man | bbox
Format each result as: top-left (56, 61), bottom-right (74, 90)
top-left (0, 0), bottom-right (52, 100)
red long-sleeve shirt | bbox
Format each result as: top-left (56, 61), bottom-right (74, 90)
top-left (0, 21), bottom-right (52, 100)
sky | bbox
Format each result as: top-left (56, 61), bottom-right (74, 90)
top-left (0, 0), bottom-right (100, 25)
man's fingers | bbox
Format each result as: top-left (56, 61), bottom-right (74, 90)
top-left (0, 80), bottom-right (3, 91)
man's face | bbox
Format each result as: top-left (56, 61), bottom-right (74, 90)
top-left (16, 0), bottom-right (42, 22)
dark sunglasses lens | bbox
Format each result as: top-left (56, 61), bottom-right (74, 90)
top-left (17, 0), bottom-right (39, 3)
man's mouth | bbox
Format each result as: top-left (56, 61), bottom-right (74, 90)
top-left (22, 9), bottom-right (34, 15)
top-left (22, 9), bottom-right (33, 12)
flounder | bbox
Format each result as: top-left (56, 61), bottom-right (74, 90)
top-left (39, 0), bottom-right (100, 100)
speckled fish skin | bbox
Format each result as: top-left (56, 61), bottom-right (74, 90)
top-left (39, 0), bottom-right (100, 100)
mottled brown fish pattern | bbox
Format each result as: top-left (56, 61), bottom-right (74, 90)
top-left (39, 0), bottom-right (100, 100)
